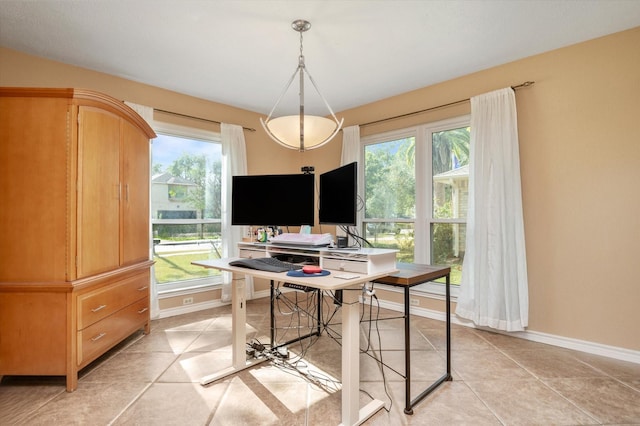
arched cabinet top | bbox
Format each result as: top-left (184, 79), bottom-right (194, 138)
top-left (0, 87), bottom-right (156, 139)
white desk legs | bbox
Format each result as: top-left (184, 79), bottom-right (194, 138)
top-left (231, 276), bottom-right (247, 369)
top-left (340, 287), bottom-right (385, 426)
top-left (200, 274), bottom-right (266, 386)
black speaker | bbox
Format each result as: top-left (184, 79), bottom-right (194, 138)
top-left (337, 236), bottom-right (348, 248)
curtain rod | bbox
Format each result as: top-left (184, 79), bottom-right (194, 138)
top-left (154, 108), bottom-right (256, 132)
top-left (359, 81), bottom-right (535, 128)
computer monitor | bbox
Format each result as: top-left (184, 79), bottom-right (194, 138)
top-left (231, 173), bottom-right (315, 226)
top-left (319, 162), bottom-right (357, 226)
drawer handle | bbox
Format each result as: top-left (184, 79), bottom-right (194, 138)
top-left (137, 307), bottom-right (149, 314)
top-left (91, 304), bottom-right (107, 313)
top-left (137, 286), bottom-right (148, 291)
top-left (91, 332), bottom-right (107, 342)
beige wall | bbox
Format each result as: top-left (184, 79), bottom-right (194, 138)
top-left (333, 27), bottom-right (640, 352)
top-left (2, 27), bottom-right (638, 351)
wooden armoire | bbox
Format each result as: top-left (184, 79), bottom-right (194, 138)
top-left (0, 88), bottom-right (156, 391)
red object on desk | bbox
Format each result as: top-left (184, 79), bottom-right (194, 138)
top-left (302, 265), bottom-right (322, 274)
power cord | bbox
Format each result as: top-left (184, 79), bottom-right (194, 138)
top-left (270, 284), bottom-right (394, 412)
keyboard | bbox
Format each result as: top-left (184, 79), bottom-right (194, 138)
top-left (229, 257), bottom-right (299, 273)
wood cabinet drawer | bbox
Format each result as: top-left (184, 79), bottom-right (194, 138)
top-left (77, 271), bottom-right (149, 330)
top-left (321, 258), bottom-right (369, 274)
top-left (239, 248), bottom-right (266, 259)
top-left (77, 297), bottom-right (149, 367)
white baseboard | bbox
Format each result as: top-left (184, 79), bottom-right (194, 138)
top-left (375, 298), bottom-right (640, 365)
top-left (156, 299), bottom-right (227, 319)
top-left (252, 289), bottom-right (271, 300)
top-left (156, 288), bottom-right (280, 319)
top-left (156, 292), bottom-right (640, 364)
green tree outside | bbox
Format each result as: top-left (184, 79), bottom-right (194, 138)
top-left (364, 127), bottom-right (470, 281)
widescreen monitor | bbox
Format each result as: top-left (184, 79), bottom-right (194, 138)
top-left (231, 173), bottom-right (315, 226)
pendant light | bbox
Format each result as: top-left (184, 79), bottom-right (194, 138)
top-left (260, 19), bottom-right (343, 152)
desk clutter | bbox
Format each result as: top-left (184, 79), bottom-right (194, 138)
top-left (250, 284), bottom-right (377, 390)
top-left (191, 245), bottom-right (454, 423)
top-left (256, 262), bottom-right (453, 417)
top-left (236, 241), bottom-right (398, 276)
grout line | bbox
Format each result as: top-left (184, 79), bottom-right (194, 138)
top-left (471, 330), bottom-right (604, 424)
top-left (107, 382), bottom-right (154, 425)
top-left (7, 385), bottom-right (67, 425)
top-left (461, 380), bottom-right (508, 426)
top-left (205, 380), bottom-right (233, 425)
top-left (3, 304), bottom-right (638, 425)
top-left (305, 382), bottom-right (311, 426)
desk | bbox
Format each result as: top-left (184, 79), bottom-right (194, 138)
top-left (373, 262), bottom-right (452, 414)
top-left (193, 257), bottom-right (398, 426)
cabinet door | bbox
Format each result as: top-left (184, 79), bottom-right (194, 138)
top-left (77, 107), bottom-right (120, 278)
top-left (0, 96), bottom-right (70, 282)
top-left (120, 120), bottom-right (150, 265)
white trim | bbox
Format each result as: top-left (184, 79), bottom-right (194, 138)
top-left (151, 121), bottom-right (224, 295)
top-left (156, 290), bottom-right (640, 364)
top-left (360, 115), bottom-right (471, 269)
top-left (153, 121), bottom-right (221, 142)
top-left (157, 285), bottom-right (268, 319)
top-left (157, 277), bottom-right (223, 294)
top-left (157, 299), bottom-right (228, 319)
top-left (374, 297), bottom-right (640, 365)
top-left (252, 288), bottom-right (271, 300)
top-left (504, 329), bottom-right (640, 364)
top-left (376, 282), bottom-right (460, 301)
top-left (157, 281), bottom-right (222, 298)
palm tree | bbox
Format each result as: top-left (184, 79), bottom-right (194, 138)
top-left (432, 127), bottom-right (470, 219)
top-left (432, 127), bottom-right (470, 174)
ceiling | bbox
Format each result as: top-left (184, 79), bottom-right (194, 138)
top-left (1, 0), bottom-right (639, 116)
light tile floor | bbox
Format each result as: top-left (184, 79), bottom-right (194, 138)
top-left (1, 294), bottom-right (639, 425)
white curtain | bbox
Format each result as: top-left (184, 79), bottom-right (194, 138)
top-left (341, 125), bottom-right (360, 166)
top-left (221, 123), bottom-right (248, 303)
top-left (125, 101), bottom-right (160, 319)
top-left (455, 88), bottom-right (529, 332)
top-left (339, 125), bottom-right (361, 238)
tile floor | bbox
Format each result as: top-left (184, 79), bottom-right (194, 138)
top-left (1, 293), bottom-right (639, 425)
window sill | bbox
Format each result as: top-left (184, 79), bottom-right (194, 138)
top-left (158, 278), bottom-right (222, 298)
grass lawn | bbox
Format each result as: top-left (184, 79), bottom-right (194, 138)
top-left (433, 263), bottom-right (462, 285)
top-left (153, 252), bottom-right (221, 284)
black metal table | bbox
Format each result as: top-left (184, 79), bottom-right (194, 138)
top-left (373, 262), bottom-right (452, 414)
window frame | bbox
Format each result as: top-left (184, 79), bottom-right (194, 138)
top-left (361, 115), bottom-right (470, 299)
top-left (151, 121), bottom-right (224, 294)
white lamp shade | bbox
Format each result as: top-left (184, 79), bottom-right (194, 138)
top-left (266, 115), bottom-right (338, 150)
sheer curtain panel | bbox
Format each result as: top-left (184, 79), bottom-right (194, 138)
top-left (341, 125), bottom-right (361, 166)
top-left (221, 123), bottom-right (249, 302)
top-left (340, 125), bottom-right (361, 236)
top-left (455, 88), bottom-right (529, 332)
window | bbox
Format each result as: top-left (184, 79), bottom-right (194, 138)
top-left (429, 124), bottom-right (470, 286)
top-left (362, 116), bottom-right (470, 291)
top-left (363, 134), bottom-right (416, 262)
top-left (168, 183), bottom-right (189, 201)
top-left (151, 123), bottom-right (223, 293)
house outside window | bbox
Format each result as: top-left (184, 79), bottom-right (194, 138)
top-left (152, 171), bottom-right (198, 216)
top-left (151, 123), bottom-right (223, 293)
top-left (362, 116), bottom-right (470, 291)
